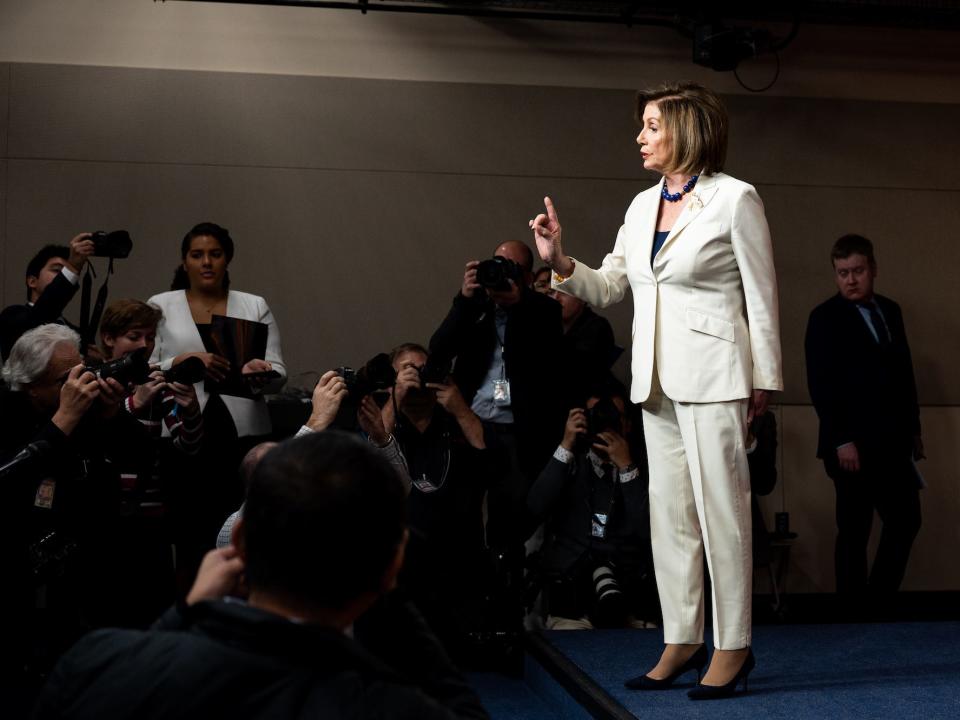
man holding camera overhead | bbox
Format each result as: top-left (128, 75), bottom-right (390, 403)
top-left (0, 233), bottom-right (96, 361)
top-left (430, 240), bottom-right (565, 550)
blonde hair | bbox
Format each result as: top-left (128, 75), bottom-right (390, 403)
top-left (635, 82), bottom-right (728, 176)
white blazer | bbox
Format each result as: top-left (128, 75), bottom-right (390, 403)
top-left (147, 289), bottom-right (287, 437)
top-left (556, 172), bottom-right (782, 404)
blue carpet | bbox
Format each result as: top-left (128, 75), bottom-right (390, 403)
top-left (467, 671), bottom-right (561, 720)
top-left (544, 622), bottom-right (960, 719)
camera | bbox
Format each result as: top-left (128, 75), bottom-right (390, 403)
top-left (476, 256), bottom-right (524, 292)
top-left (336, 353), bottom-right (396, 401)
top-left (163, 356), bottom-right (206, 385)
top-left (417, 355), bottom-right (451, 389)
top-left (84, 347), bottom-right (151, 385)
top-left (574, 396), bottom-right (623, 454)
top-left (85, 349), bottom-right (207, 388)
top-left (90, 230), bottom-right (133, 259)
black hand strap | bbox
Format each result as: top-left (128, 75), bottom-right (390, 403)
top-left (78, 264), bottom-right (94, 346)
top-left (79, 259), bottom-right (115, 350)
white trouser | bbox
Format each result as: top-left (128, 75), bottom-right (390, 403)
top-left (641, 377), bottom-right (752, 650)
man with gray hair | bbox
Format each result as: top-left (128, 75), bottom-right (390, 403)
top-left (0, 324), bottom-right (152, 704)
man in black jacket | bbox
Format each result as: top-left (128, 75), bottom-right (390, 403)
top-left (0, 323), bottom-right (152, 709)
top-left (0, 234), bottom-right (94, 360)
top-left (805, 234), bottom-right (924, 606)
top-left (380, 343), bottom-right (507, 663)
top-left (527, 381), bottom-right (655, 629)
top-left (546, 284), bottom-right (621, 404)
top-left (34, 431), bottom-right (489, 720)
top-left (429, 240), bottom-right (564, 548)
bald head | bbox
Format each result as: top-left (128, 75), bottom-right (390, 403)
top-left (495, 241), bottom-right (534, 274)
top-left (240, 441), bottom-right (279, 490)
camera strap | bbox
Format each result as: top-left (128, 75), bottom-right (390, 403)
top-left (589, 464), bottom-right (620, 540)
top-left (79, 259), bottom-right (115, 350)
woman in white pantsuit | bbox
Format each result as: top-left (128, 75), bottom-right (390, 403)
top-left (531, 83), bottom-right (782, 700)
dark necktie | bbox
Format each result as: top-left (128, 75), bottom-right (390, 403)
top-left (863, 302), bottom-right (890, 347)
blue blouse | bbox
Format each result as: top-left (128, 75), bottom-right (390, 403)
top-left (651, 230), bottom-right (670, 265)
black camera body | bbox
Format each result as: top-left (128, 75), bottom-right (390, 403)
top-left (417, 355), bottom-right (451, 389)
top-left (164, 356), bottom-right (206, 386)
top-left (336, 353), bottom-right (396, 400)
top-left (476, 256), bottom-right (524, 292)
top-left (85, 350), bottom-right (205, 388)
top-left (84, 347), bottom-right (151, 386)
top-left (90, 230), bottom-right (133, 259)
top-left (574, 396), bottom-right (623, 454)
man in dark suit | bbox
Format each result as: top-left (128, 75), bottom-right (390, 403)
top-left (430, 240), bottom-right (565, 547)
top-left (0, 234), bottom-right (94, 360)
top-left (430, 241), bottom-right (564, 667)
top-left (805, 234), bottom-right (924, 607)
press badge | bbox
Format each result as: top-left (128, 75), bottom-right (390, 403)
top-left (413, 476), bottom-right (440, 493)
top-left (493, 379), bottom-right (512, 406)
top-left (34, 479), bottom-right (56, 510)
top-left (591, 513), bottom-right (608, 539)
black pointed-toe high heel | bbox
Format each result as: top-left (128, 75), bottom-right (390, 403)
top-left (624, 644), bottom-right (708, 690)
top-left (687, 648), bottom-right (755, 700)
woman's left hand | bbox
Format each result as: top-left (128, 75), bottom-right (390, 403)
top-left (242, 359), bottom-right (273, 390)
top-left (747, 389), bottom-right (771, 424)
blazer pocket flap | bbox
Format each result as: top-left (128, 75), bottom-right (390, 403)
top-left (685, 308), bottom-right (735, 342)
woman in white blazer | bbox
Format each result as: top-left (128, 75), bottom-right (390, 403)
top-left (148, 223), bottom-right (286, 441)
top-left (532, 83), bottom-right (782, 700)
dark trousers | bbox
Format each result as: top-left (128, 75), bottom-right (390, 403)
top-left (825, 451), bottom-right (921, 596)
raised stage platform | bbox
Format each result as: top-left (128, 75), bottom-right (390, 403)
top-left (472, 621), bottom-right (960, 719)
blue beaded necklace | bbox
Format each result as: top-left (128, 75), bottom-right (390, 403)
top-left (661, 175), bottom-right (699, 202)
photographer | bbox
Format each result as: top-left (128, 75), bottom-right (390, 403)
top-left (380, 343), bottom-right (508, 664)
top-left (527, 380), bottom-right (657, 630)
top-left (0, 234), bottom-right (95, 360)
top-left (0, 324), bottom-right (153, 697)
top-left (35, 432), bottom-right (489, 720)
top-left (215, 366), bottom-right (410, 550)
top-left (100, 299), bottom-right (204, 457)
top-left (98, 299), bottom-right (207, 619)
top-left (429, 240), bottom-right (564, 551)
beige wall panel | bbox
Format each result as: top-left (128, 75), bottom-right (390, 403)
top-left (1, 64), bottom-right (8, 301)
top-left (0, 159), bottom-right (7, 303)
top-left (768, 406), bottom-right (960, 593)
top-left (759, 184), bottom-right (960, 405)
top-left (11, 64), bottom-right (960, 195)
top-left (8, 64), bottom-right (643, 179)
top-left (728, 95), bottom-right (960, 191)
top-left (0, 63), bottom-right (8, 152)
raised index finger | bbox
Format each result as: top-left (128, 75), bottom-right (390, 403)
top-left (544, 196), bottom-right (559, 223)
